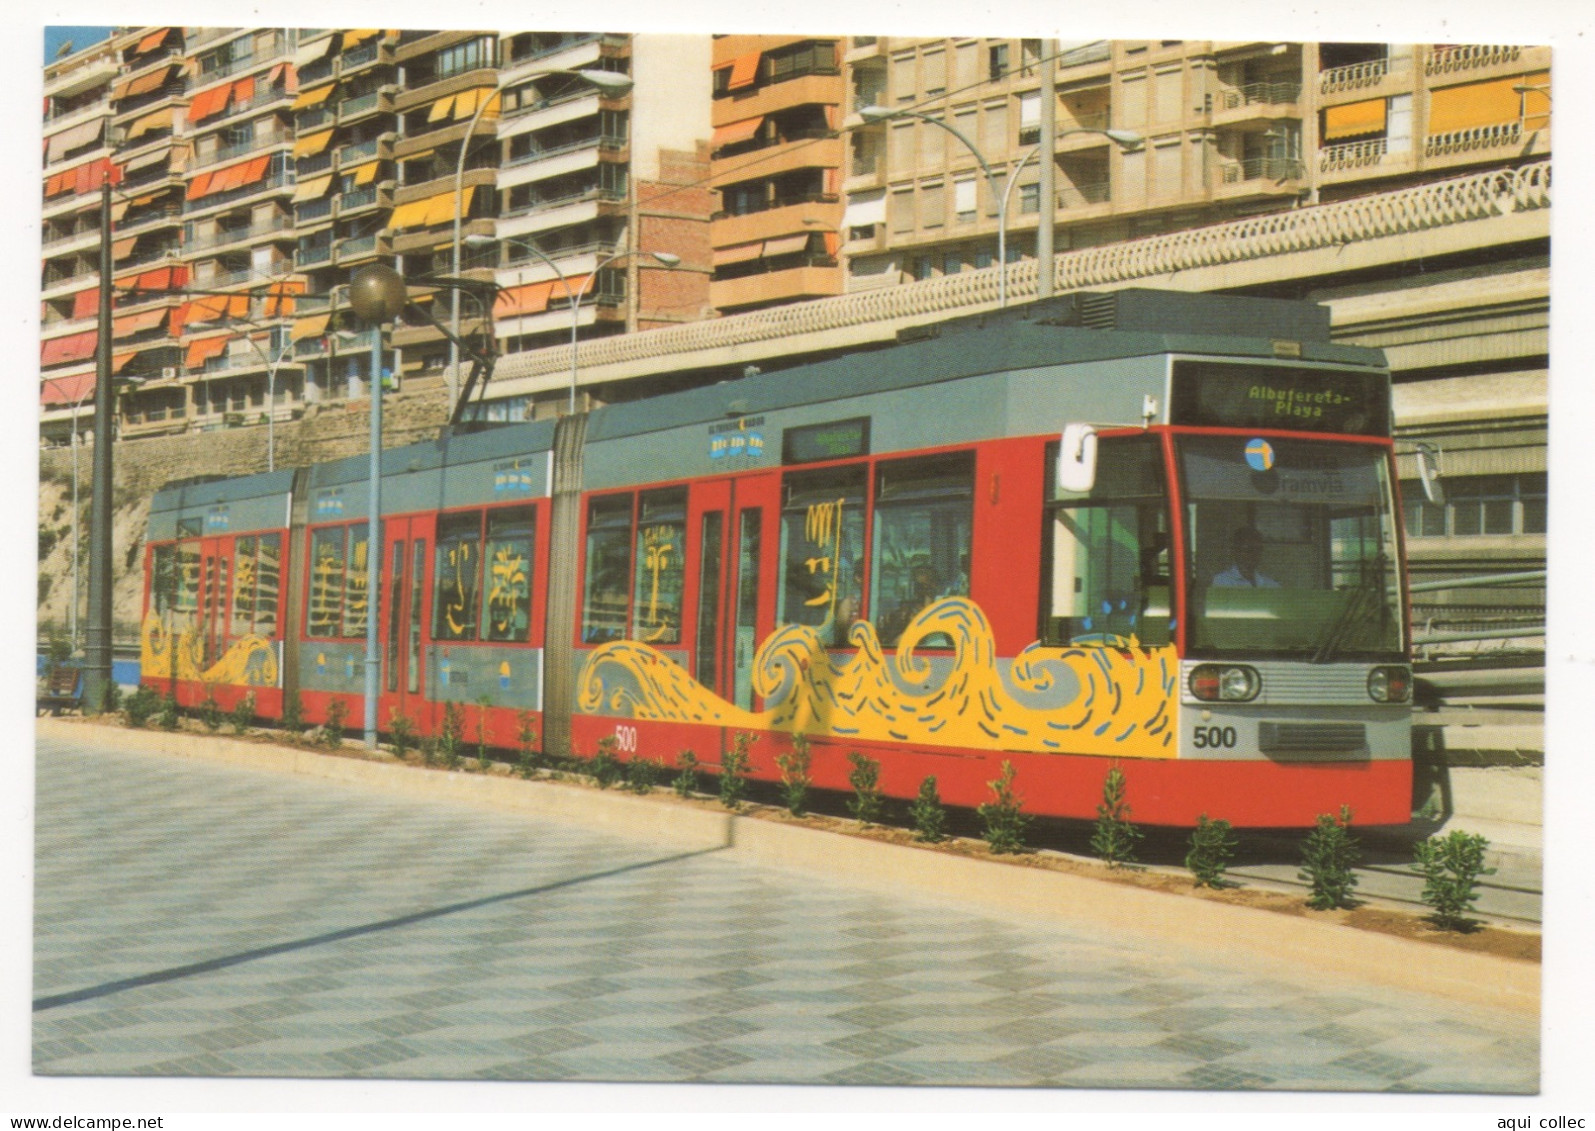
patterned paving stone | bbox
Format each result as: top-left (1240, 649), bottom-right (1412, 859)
top-left (32, 736), bottom-right (1538, 1092)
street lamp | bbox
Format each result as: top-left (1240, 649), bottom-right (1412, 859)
top-left (464, 233), bottom-right (679, 414)
top-left (347, 263), bottom-right (408, 748)
top-left (450, 68), bottom-right (636, 413)
top-left (857, 106), bottom-right (1141, 307)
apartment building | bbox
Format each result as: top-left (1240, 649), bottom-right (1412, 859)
top-left (842, 38), bottom-right (1550, 286)
top-left (708, 35), bottom-right (845, 315)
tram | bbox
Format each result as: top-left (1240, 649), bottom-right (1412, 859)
top-left (142, 289), bottom-right (1415, 826)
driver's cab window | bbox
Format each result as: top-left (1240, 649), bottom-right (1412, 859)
top-left (1043, 436), bottom-right (1172, 647)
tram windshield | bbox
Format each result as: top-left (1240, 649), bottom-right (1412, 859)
top-left (1178, 434), bottom-right (1404, 661)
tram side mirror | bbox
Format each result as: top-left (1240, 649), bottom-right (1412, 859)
top-left (1415, 443), bottom-right (1445, 506)
top-left (1058, 423), bottom-right (1099, 494)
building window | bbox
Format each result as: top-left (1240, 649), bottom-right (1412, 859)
top-left (1403, 473), bottom-right (1547, 537)
top-left (989, 43), bottom-right (1009, 81)
top-left (1018, 181), bottom-right (1040, 214)
top-left (435, 36), bottom-right (494, 80)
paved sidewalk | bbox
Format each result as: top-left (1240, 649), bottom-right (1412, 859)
top-left (33, 734), bottom-right (1538, 1091)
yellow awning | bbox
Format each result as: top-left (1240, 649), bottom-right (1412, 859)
top-left (293, 130), bottom-right (334, 158)
top-left (424, 187), bottom-right (474, 226)
top-left (348, 161), bottom-right (380, 186)
top-left (427, 94), bottom-right (457, 123)
top-left (387, 198), bottom-right (433, 230)
top-left (452, 88), bottom-right (499, 121)
top-left (341, 29), bottom-right (380, 48)
top-left (1323, 98), bottom-right (1386, 141)
top-left (1428, 72), bottom-right (1547, 133)
top-left (290, 313), bottom-right (330, 341)
top-left (291, 83), bottom-right (335, 110)
top-left (291, 174), bottom-right (333, 202)
top-left (125, 107), bottom-right (173, 140)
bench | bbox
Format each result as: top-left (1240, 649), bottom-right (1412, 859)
top-left (36, 666), bottom-right (82, 715)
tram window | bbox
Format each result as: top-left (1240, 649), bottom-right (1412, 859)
top-left (582, 494), bottom-right (634, 643)
top-left (341, 523), bottom-right (371, 640)
top-left (434, 512), bottom-right (483, 641)
top-left (779, 466), bottom-right (866, 646)
top-left (871, 454), bottom-right (974, 648)
top-left (306, 527), bottom-right (346, 638)
top-left (231, 536), bottom-right (257, 638)
top-left (483, 506), bottom-right (535, 643)
top-left (1042, 437), bottom-right (1172, 647)
top-left (151, 544), bottom-right (177, 614)
top-left (632, 489), bottom-right (687, 645)
top-left (254, 533), bottom-right (281, 636)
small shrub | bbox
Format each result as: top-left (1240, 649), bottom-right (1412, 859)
top-left (673, 750), bottom-right (699, 798)
top-left (439, 701), bottom-right (465, 770)
top-left (281, 689), bottom-right (306, 735)
top-left (1090, 764), bottom-right (1142, 867)
top-left (846, 751), bottom-right (884, 826)
top-left (1185, 814), bottom-right (1238, 888)
top-left (157, 692), bottom-right (179, 731)
top-left (229, 692), bottom-right (256, 735)
top-left (1299, 805), bottom-right (1361, 910)
top-left (389, 710), bottom-right (416, 760)
top-left (590, 736), bottom-right (623, 789)
top-left (123, 686), bottom-right (159, 728)
top-left (98, 680), bottom-right (121, 716)
top-left (909, 775), bottom-right (947, 843)
top-left (978, 761), bottom-right (1031, 854)
top-left (322, 697), bottom-right (349, 748)
top-left (515, 710), bottom-right (539, 779)
top-left (198, 687), bottom-right (223, 732)
top-left (720, 733), bottom-right (753, 810)
top-left (1412, 829), bottom-right (1497, 930)
top-left (475, 695), bottom-right (494, 772)
top-left (627, 757), bottom-right (661, 794)
top-left (774, 733), bottom-right (813, 816)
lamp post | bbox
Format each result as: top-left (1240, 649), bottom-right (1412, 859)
top-left (450, 67), bottom-right (636, 414)
top-left (347, 264), bottom-right (408, 748)
top-left (464, 233), bottom-right (679, 414)
top-left (858, 107), bottom-right (1141, 307)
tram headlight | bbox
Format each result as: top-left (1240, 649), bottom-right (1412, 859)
top-left (1367, 665), bottom-right (1412, 703)
top-left (1189, 664), bottom-right (1260, 702)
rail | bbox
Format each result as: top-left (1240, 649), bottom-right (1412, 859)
top-left (495, 159), bottom-right (1551, 384)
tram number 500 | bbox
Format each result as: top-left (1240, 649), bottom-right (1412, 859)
top-left (1191, 725), bottom-right (1238, 750)
top-left (613, 725), bottom-right (638, 753)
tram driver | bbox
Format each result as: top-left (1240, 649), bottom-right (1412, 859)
top-left (1212, 526), bottom-right (1280, 589)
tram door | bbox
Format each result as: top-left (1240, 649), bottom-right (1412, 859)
top-left (195, 537), bottom-right (233, 676)
top-left (379, 515), bottom-right (434, 732)
top-left (686, 474), bottom-right (777, 713)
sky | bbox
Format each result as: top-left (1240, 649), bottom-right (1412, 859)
top-left (43, 25), bottom-right (113, 65)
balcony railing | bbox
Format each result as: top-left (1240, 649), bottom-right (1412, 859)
top-left (505, 240), bottom-right (617, 271)
top-left (211, 131), bottom-right (290, 164)
top-left (185, 215), bottom-right (292, 252)
top-left (339, 90), bottom-right (382, 117)
top-left (1426, 44), bottom-right (1522, 76)
top-left (501, 186), bottom-right (624, 218)
top-left (341, 41), bottom-right (381, 69)
top-left (295, 197), bottom-right (334, 223)
top-left (340, 185), bottom-right (380, 211)
top-left (714, 127), bottom-right (833, 160)
top-left (295, 106), bottom-right (333, 131)
top-left (336, 233), bottom-right (379, 258)
top-left (1056, 180), bottom-right (1110, 208)
top-left (296, 244), bottom-right (334, 267)
top-left (1058, 110), bottom-right (1112, 132)
top-left (209, 84), bottom-right (292, 125)
top-left (1220, 156), bottom-right (1305, 183)
top-left (338, 138), bottom-right (383, 164)
top-left (1219, 81), bottom-right (1302, 109)
top-left (182, 171), bottom-right (291, 214)
top-left (1319, 56), bottom-right (1407, 95)
top-left (1425, 121), bottom-right (1522, 157)
top-left (505, 133), bottom-right (627, 167)
top-left (503, 32), bottom-right (624, 68)
top-left (1318, 137), bottom-right (1392, 172)
top-left (715, 192), bottom-right (838, 220)
top-left (119, 206), bottom-right (182, 232)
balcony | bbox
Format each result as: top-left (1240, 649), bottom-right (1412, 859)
top-left (1424, 121), bottom-right (1523, 158)
top-left (338, 137), bottom-right (388, 166)
top-left (296, 243), bottom-right (334, 268)
top-left (1219, 81), bottom-right (1301, 111)
top-left (1425, 44), bottom-right (1522, 77)
top-left (713, 195), bottom-right (839, 249)
top-left (1319, 55), bottom-right (1409, 96)
top-left (1316, 137), bottom-right (1417, 178)
top-left (340, 41), bottom-right (382, 71)
top-left (505, 133), bottom-right (622, 169)
top-left (340, 184), bottom-right (381, 212)
top-left (207, 130), bottom-right (291, 166)
top-left (295, 196), bottom-right (335, 224)
top-left (185, 215), bottom-right (293, 253)
top-left (337, 90), bottom-right (386, 120)
top-left (1219, 156), bottom-right (1306, 184)
top-left (296, 105), bottom-right (334, 131)
top-left (711, 73), bottom-right (843, 130)
top-left (711, 133), bottom-right (842, 186)
top-left (182, 171), bottom-right (292, 216)
top-left (334, 233), bottom-right (383, 263)
top-left (1055, 180), bottom-right (1111, 210)
top-left (711, 263), bottom-right (841, 312)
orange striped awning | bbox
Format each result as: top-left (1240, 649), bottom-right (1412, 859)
top-left (712, 116), bottom-right (763, 148)
top-left (494, 280), bottom-right (559, 318)
top-left (726, 52), bottom-right (761, 90)
top-left (135, 27), bottom-right (173, 55)
top-left (185, 334), bottom-right (231, 367)
top-left (41, 372), bottom-right (97, 406)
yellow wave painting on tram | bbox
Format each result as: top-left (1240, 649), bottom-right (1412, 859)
top-left (578, 596), bottom-right (1179, 759)
top-left (141, 612), bottom-right (280, 687)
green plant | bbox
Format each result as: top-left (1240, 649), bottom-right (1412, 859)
top-left (1090, 764), bottom-right (1142, 867)
top-left (389, 710), bottom-right (416, 760)
top-left (1185, 814), bottom-right (1238, 888)
top-left (229, 692), bottom-right (256, 735)
top-left (846, 751), bottom-right (883, 826)
top-left (720, 733), bottom-right (753, 809)
top-left (515, 710), bottom-right (539, 778)
top-left (1412, 829), bottom-right (1497, 930)
top-left (123, 686), bottom-right (159, 728)
top-left (98, 680), bottom-right (121, 716)
top-left (774, 734), bottom-right (813, 816)
top-left (673, 750), bottom-right (699, 798)
top-left (909, 775), bottom-right (947, 843)
top-left (198, 686), bottom-right (223, 732)
top-left (979, 760), bottom-right (1031, 854)
top-left (157, 690), bottom-right (180, 731)
top-left (322, 696), bottom-right (349, 748)
top-left (627, 757), bottom-right (661, 794)
top-left (1299, 805), bottom-right (1361, 910)
top-left (590, 736), bottom-right (623, 788)
top-left (281, 689), bottom-right (306, 735)
top-left (439, 701), bottom-right (465, 769)
top-left (420, 736), bottom-right (438, 768)
top-left (475, 695), bottom-right (494, 771)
